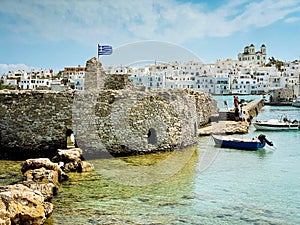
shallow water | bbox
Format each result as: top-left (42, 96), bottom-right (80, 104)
top-left (0, 160), bottom-right (23, 185)
top-left (1, 105), bottom-right (300, 225)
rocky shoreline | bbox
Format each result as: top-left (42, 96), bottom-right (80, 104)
top-left (0, 148), bottom-right (94, 225)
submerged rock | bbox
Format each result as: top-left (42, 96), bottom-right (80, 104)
top-left (78, 161), bottom-right (95, 172)
top-left (1, 149), bottom-right (95, 224)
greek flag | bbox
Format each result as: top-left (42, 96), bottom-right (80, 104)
top-left (98, 44), bottom-right (113, 55)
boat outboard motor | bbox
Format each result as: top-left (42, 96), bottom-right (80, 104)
top-left (258, 134), bottom-right (273, 146)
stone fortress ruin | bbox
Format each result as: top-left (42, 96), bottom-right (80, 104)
top-left (0, 57), bottom-right (218, 159)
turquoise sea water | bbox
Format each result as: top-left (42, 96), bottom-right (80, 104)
top-left (1, 100), bottom-right (300, 225)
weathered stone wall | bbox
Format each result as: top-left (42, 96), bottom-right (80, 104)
top-left (0, 90), bottom-right (74, 159)
top-left (189, 90), bottom-right (219, 126)
top-left (104, 74), bottom-right (134, 90)
top-left (72, 89), bottom-right (200, 158)
top-left (0, 57), bottom-right (218, 159)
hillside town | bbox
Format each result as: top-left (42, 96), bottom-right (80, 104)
top-left (1, 44), bottom-right (300, 101)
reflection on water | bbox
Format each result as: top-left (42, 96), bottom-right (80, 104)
top-left (94, 146), bottom-right (197, 186)
top-left (49, 147), bottom-right (199, 225)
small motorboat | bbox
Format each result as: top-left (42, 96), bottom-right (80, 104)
top-left (253, 116), bottom-right (299, 131)
top-left (212, 134), bottom-right (273, 150)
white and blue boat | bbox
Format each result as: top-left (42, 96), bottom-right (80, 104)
top-left (212, 134), bottom-right (273, 150)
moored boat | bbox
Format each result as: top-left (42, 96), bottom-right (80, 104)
top-left (212, 134), bottom-right (273, 150)
top-left (253, 118), bottom-right (299, 131)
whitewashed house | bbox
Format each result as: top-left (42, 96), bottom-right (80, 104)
top-left (214, 76), bottom-right (230, 95)
top-left (19, 77), bottom-right (52, 90)
top-left (7, 70), bottom-right (26, 79)
top-left (18, 71), bottom-right (52, 90)
top-left (194, 76), bottom-right (215, 93)
top-left (232, 73), bottom-right (256, 95)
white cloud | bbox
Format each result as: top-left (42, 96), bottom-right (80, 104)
top-left (0, 64), bottom-right (36, 75)
top-left (284, 17), bottom-right (300, 23)
top-left (0, 0), bottom-right (300, 45)
top-left (230, 0), bottom-right (300, 29)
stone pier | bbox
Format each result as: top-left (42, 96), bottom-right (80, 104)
top-left (198, 99), bottom-right (264, 135)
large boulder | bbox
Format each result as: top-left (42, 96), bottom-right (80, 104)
top-left (23, 167), bottom-right (59, 186)
top-left (21, 181), bottom-right (58, 202)
top-left (21, 158), bottom-right (68, 182)
top-left (52, 148), bottom-right (83, 164)
top-left (52, 148), bottom-right (94, 173)
top-left (22, 167), bottom-right (59, 201)
top-left (0, 184), bottom-right (53, 225)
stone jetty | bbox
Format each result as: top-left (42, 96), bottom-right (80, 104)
top-left (198, 121), bottom-right (250, 136)
top-left (0, 148), bottom-right (94, 224)
top-left (198, 99), bottom-right (264, 135)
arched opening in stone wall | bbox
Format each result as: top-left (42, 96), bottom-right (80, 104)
top-left (66, 129), bottom-right (77, 148)
top-left (147, 128), bottom-right (157, 145)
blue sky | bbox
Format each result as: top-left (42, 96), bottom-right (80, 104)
top-left (0, 0), bottom-right (300, 74)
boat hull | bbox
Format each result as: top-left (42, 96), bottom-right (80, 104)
top-left (253, 122), bottom-right (299, 131)
top-left (212, 135), bottom-right (265, 150)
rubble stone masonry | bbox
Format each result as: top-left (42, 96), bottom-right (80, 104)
top-left (0, 57), bottom-right (218, 159)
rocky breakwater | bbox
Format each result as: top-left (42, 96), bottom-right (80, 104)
top-left (0, 148), bottom-right (94, 224)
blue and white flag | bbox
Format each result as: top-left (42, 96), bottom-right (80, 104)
top-left (98, 44), bottom-right (113, 55)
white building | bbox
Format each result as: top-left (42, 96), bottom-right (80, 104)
top-left (0, 75), bottom-right (18, 87)
top-left (194, 76), bottom-right (215, 93)
top-left (231, 73), bottom-right (256, 95)
top-left (214, 77), bottom-right (230, 95)
top-left (26, 69), bottom-right (53, 79)
top-left (237, 44), bottom-right (267, 66)
top-left (7, 70), bottom-right (26, 79)
top-left (111, 45), bottom-right (300, 96)
top-left (9, 69), bottom-right (54, 90)
top-left (19, 77), bottom-right (52, 90)
top-left (62, 66), bottom-right (85, 79)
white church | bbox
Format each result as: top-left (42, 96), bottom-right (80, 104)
top-left (237, 44), bottom-right (267, 66)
